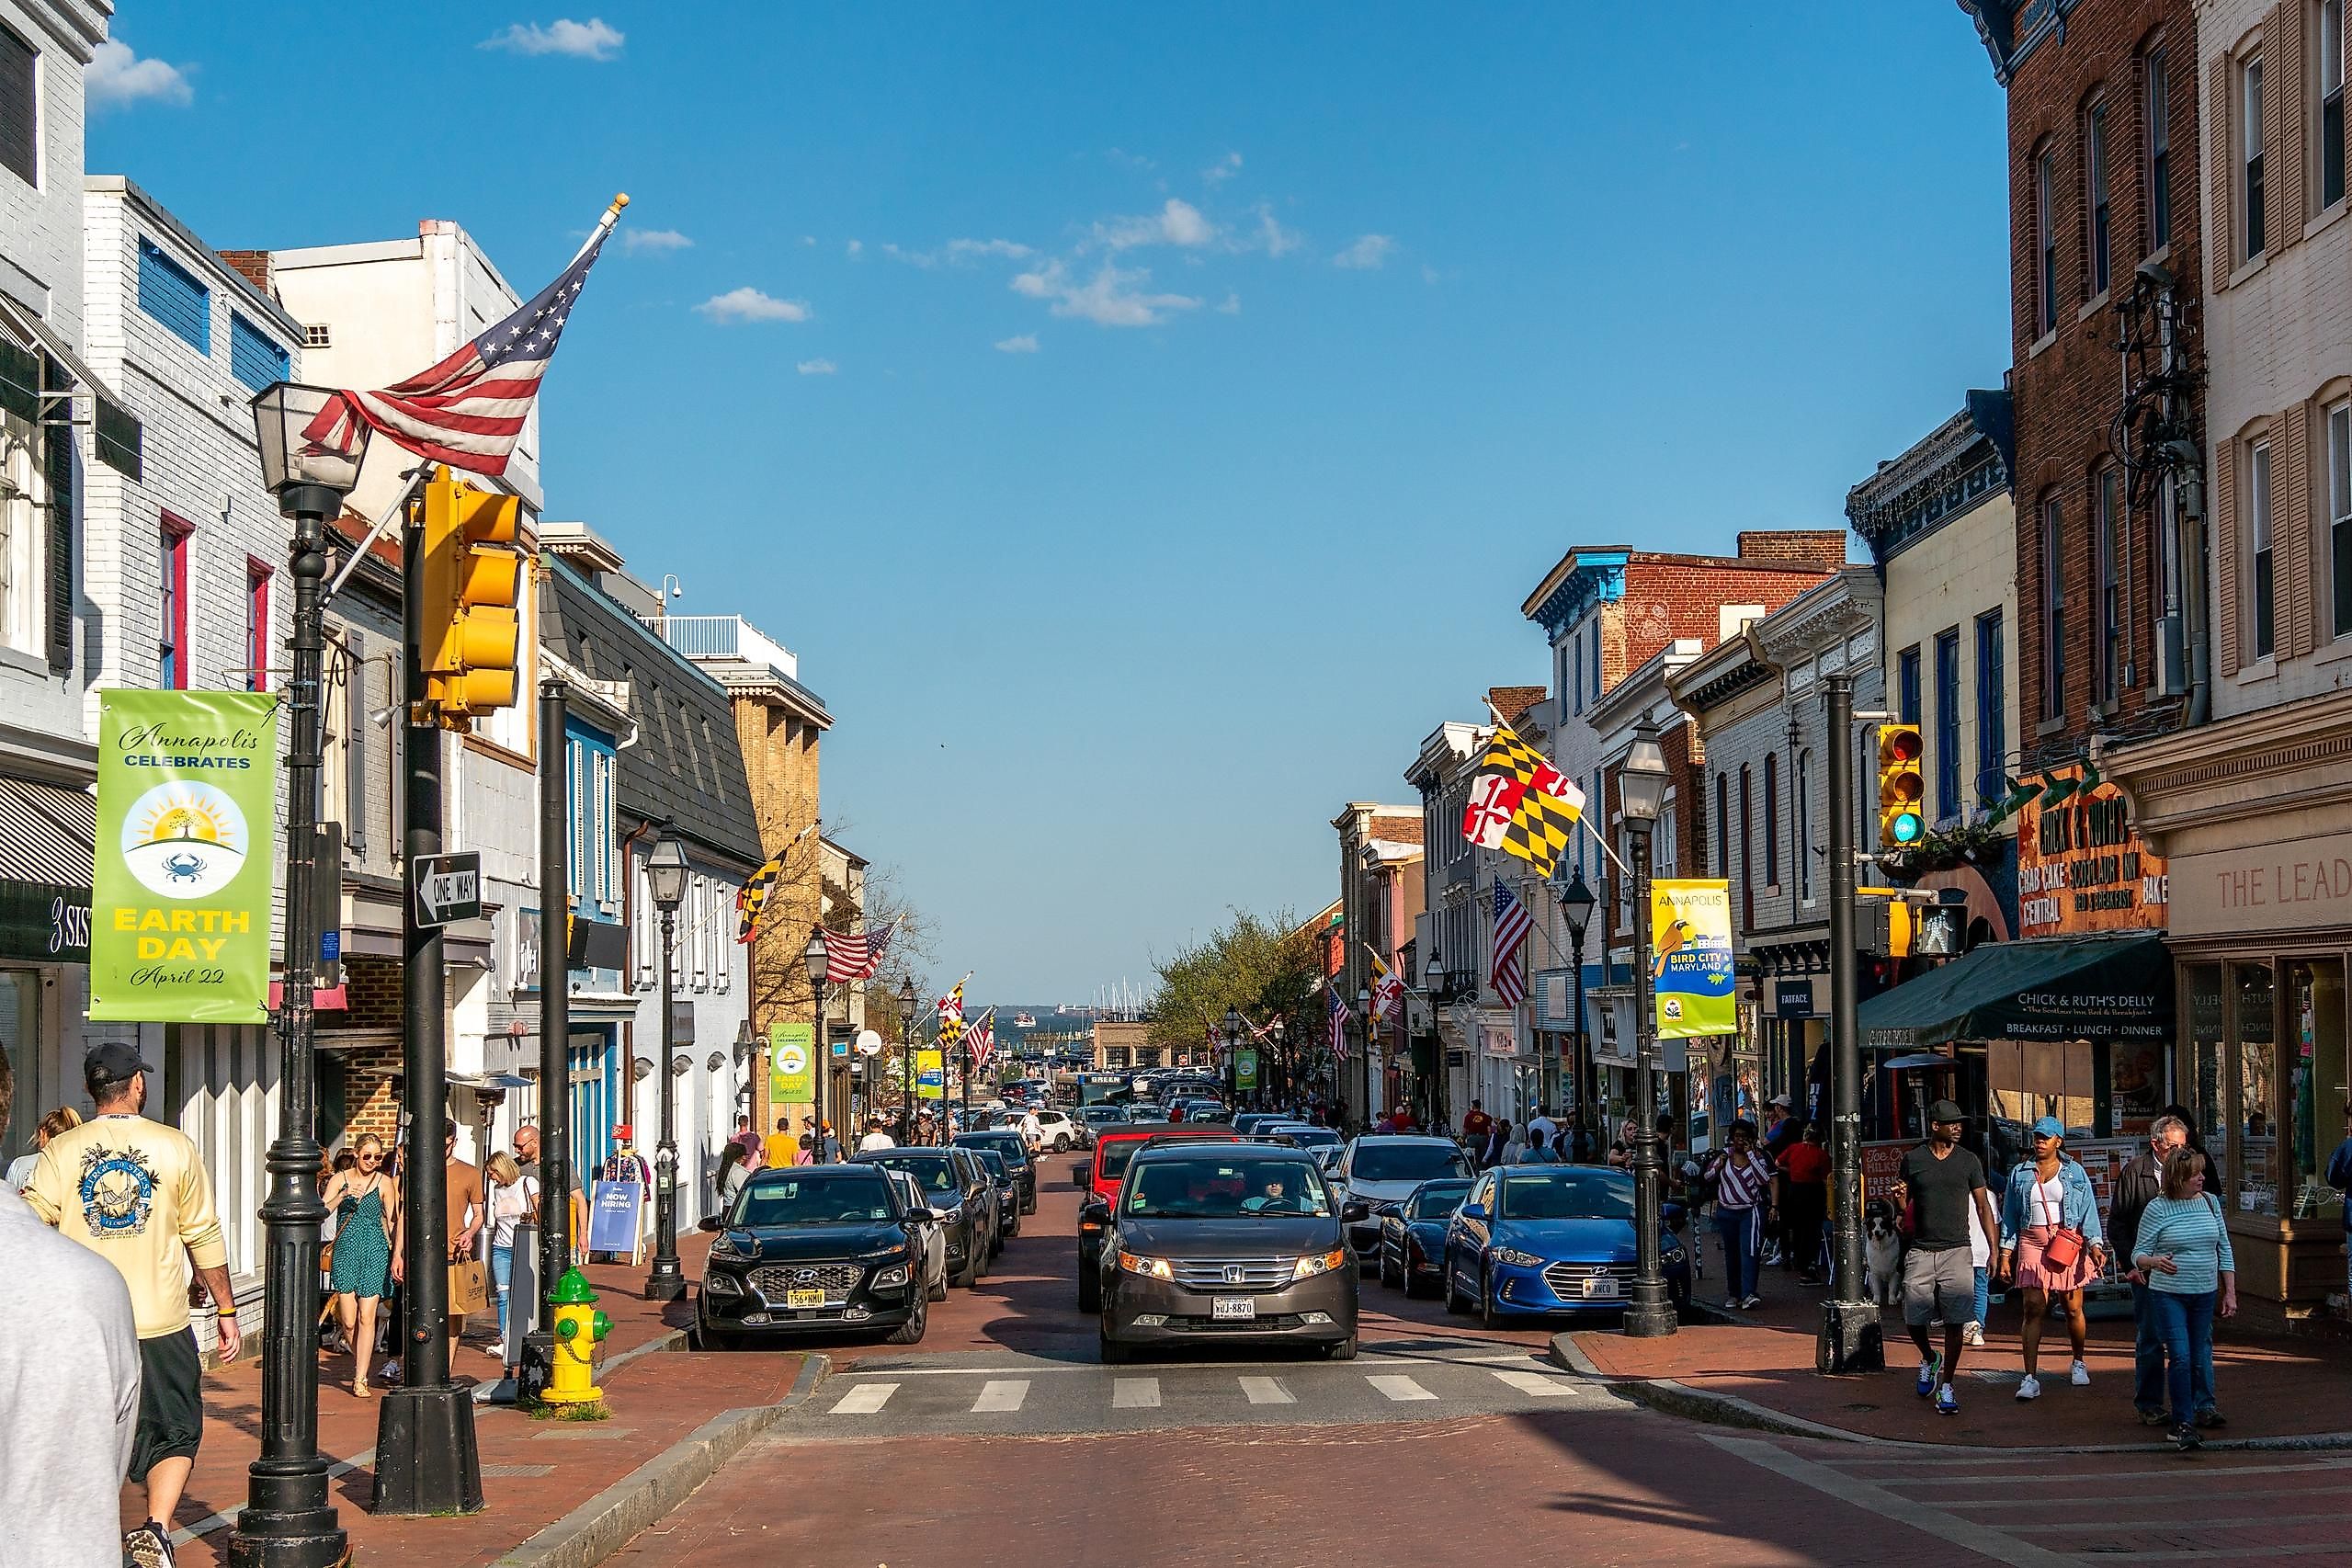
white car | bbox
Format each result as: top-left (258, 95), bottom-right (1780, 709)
top-left (886, 1169), bottom-right (949, 1301)
top-left (1329, 1135), bottom-right (1480, 1267)
top-left (1028, 1108), bottom-right (1079, 1152)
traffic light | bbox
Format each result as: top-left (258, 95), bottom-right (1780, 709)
top-left (1863, 895), bottom-right (1915, 958)
top-left (1876, 723), bottom-right (1926, 848)
top-left (417, 465), bottom-right (524, 728)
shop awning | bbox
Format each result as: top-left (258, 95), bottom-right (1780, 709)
top-left (0, 775), bottom-right (95, 886)
top-left (1858, 932), bottom-right (2173, 1048)
top-left (0, 294), bottom-right (143, 478)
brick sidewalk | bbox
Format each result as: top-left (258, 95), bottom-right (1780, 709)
top-left (142, 1233), bottom-right (802, 1567)
top-left (1568, 1284), bottom-right (2352, 1447)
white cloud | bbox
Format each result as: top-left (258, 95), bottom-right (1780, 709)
top-left (796, 358), bottom-right (836, 375)
top-left (1253, 204), bottom-right (1302, 258)
top-left (1203, 152), bottom-right (1243, 185)
top-left (945, 238), bottom-right (1035, 262)
top-left (621, 228), bottom-right (692, 255)
top-left (695, 288), bottom-right (811, 324)
top-left (1334, 233), bottom-right (1395, 269)
top-left (1096, 198), bottom-right (1216, 251)
top-left (881, 243), bottom-right (937, 268)
top-left (481, 17), bottom-right (624, 58)
top-left (86, 40), bottom-right (192, 109)
top-left (846, 239), bottom-right (864, 256)
top-left (1012, 260), bottom-right (1199, 327)
top-left (801, 235), bottom-right (817, 246)
top-left (1214, 292), bottom-right (1241, 314)
top-left (994, 335), bottom-right (1040, 354)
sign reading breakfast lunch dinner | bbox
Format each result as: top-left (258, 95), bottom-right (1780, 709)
top-left (2016, 767), bottom-right (2168, 938)
top-left (89, 690), bottom-right (280, 1023)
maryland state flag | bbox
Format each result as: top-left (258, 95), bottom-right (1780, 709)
top-left (736, 855), bottom-right (784, 944)
top-left (1460, 722), bottom-right (1585, 879)
top-left (935, 975), bottom-right (969, 1044)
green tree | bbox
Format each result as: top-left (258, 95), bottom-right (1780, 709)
top-left (1149, 909), bottom-right (1322, 1086)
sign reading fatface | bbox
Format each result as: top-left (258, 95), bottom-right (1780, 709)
top-left (2017, 768), bottom-right (2168, 938)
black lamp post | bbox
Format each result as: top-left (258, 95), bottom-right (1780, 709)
top-left (1424, 945), bottom-right (1449, 1131)
top-left (1220, 1005), bottom-right (1244, 1100)
top-left (1619, 720), bottom-right (1678, 1338)
top-left (1268, 1016), bottom-right (1286, 1104)
top-left (230, 384), bottom-right (371, 1568)
top-left (644, 829), bottom-right (688, 1301)
top-left (1559, 869), bottom-right (1596, 1162)
top-left (803, 930), bottom-right (831, 1157)
top-left (896, 977), bottom-right (920, 1140)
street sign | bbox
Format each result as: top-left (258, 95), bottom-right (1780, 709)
top-left (412, 851), bottom-right (483, 928)
top-left (855, 1029), bottom-right (884, 1056)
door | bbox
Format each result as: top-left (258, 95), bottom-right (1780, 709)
top-left (568, 1028), bottom-right (619, 1179)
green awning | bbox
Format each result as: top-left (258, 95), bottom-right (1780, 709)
top-left (1858, 933), bottom-right (2172, 1048)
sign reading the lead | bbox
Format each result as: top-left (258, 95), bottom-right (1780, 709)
top-left (412, 851), bottom-right (483, 927)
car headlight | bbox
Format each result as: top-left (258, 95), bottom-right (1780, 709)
top-left (1119, 1251), bottom-right (1174, 1280)
top-left (871, 1263), bottom-right (911, 1289)
top-left (1291, 1247), bottom-right (1350, 1280)
top-left (937, 1207), bottom-right (963, 1224)
top-left (1491, 1247), bottom-right (1546, 1268)
top-left (708, 1233), bottom-right (746, 1261)
top-left (702, 1272), bottom-right (743, 1297)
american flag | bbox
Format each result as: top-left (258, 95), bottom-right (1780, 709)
top-left (1327, 987), bottom-right (1351, 1061)
top-left (823, 921), bottom-right (897, 983)
top-left (1489, 881), bottom-right (1531, 1008)
top-left (301, 197), bottom-right (623, 478)
top-left (960, 1009), bottom-right (996, 1071)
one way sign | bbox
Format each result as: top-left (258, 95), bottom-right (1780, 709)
top-left (412, 851), bottom-right (483, 928)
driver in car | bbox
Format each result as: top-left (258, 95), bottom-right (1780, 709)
top-left (1242, 1177), bottom-right (1296, 1214)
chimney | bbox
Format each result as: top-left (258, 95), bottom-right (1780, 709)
top-left (216, 250), bottom-right (274, 295)
top-left (1485, 685), bottom-right (1547, 726)
top-left (1735, 529), bottom-right (1846, 572)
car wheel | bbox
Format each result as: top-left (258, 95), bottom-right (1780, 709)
top-left (1077, 1261), bottom-right (1101, 1313)
top-left (1443, 1251), bottom-right (1469, 1316)
top-left (1379, 1244), bottom-right (1401, 1290)
top-left (886, 1293), bottom-right (927, 1345)
top-left (1403, 1266), bottom-right (1430, 1301)
top-left (1098, 1326), bottom-right (1131, 1365)
top-left (1480, 1267), bottom-right (1507, 1331)
top-left (688, 1323), bottom-right (733, 1352)
top-left (1054, 1135), bottom-right (1071, 1152)
top-left (1323, 1333), bottom-right (1358, 1361)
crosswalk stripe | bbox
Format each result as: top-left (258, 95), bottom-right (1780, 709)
top-left (971, 1380), bottom-right (1030, 1413)
top-left (1238, 1376), bottom-right (1294, 1405)
top-left (1367, 1374), bottom-right (1437, 1402)
top-left (830, 1382), bottom-right (899, 1415)
top-left (1490, 1369), bottom-right (1579, 1398)
top-left (1111, 1378), bottom-right (1161, 1409)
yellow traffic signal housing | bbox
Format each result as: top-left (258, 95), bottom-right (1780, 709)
top-left (1876, 723), bottom-right (1926, 848)
top-left (417, 466), bottom-right (524, 727)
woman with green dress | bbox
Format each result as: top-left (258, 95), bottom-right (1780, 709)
top-left (324, 1133), bottom-right (399, 1398)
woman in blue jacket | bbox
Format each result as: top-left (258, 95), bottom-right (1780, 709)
top-left (1995, 1117), bottom-right (2108, 1403)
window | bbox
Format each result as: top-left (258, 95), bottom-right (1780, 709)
top-left (0, 22), bottom-right (32, 187)
top-left (2041, 497), bottom-right (2066, 718)
top-left (2146, 47), bottom-right (2173, 247)
top-left (1588, 620), bottom-right (1601, 699)
top-left (158, 521), bottom-right (188, 689)
top-left (1896, 645), bottom-right (1921, 724)
top-left (1715, 771), bottom-right (1730, 878)
top-left (2095, 469), bottom-right (2122, 704)
top-left (1795, 750), bottom-right (1813, 902)
top-left (2246, 57), bottom-right (2268, 260)
top-left (1975, 611), bottom-right (2005, 807)
top-left (1572, 635), bottom-right (1584, 716)
top-left (343, 633), bottom-right (370, 854)
top-left (302, 323), bottom-right (332, 348)
top-left (2326, 0), bottom-right (2347, 211)
top-left (2333, 405), bottom-right (2352, 638)
top-left (1763, 753), bottom-right (1779, 888)
top-left (0, 424), bottom-right (38, 656)
top-left (244, 560), bottom-right (270, 693)
top-left (137, 239), bottom-right (210, 355)
top-left (2035, 145), bottom-right (2059, 335)
top-left (2086, 100), bottom-right (2111, 296)
top-left (2251, 439), bottom-right (2277, 659)
top-left (1738, 765), bottom-right (1754, 932)
top-left (228, 312), bottom-right (289, 393)
top-left (1934, 629), bottom-right (1961, 820)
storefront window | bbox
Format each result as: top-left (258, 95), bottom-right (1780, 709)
top-left (2283, 958), bottom-right (2348, 1223)
top-left (2186, 963), bottom-right (2228, 1199)
top-left (1988, 1038), bottom-right (2098, 1144)
top-left (0, 971), bottom-right (36, 1165)
top-left (2233, 961), bottom-right (2278, 1216)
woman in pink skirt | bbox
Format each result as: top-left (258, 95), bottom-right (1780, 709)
top-left (1996, 1115), bottom-right (2110, 1402)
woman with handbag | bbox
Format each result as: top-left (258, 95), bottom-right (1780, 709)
top-left (2131, 1146), bottom-right (2237, 1451)
top-left (483, 1152), bottom-right (539, 1359)
top-left (1996, 1116), bottom-right (2108, 1402)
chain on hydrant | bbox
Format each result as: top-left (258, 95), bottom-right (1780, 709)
top-left (540, 1266), bottom-right (612, 1405)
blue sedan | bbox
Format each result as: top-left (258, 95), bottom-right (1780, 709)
top-left (1440, 1165), bottom-right (1688, 1328)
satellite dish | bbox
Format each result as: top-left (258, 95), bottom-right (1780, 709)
top-left (855, 1028), bottom-right (884, 1057)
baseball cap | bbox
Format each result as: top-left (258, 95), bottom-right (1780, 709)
top-left (1927, 1098), bottom-right (1967, 1124)
top-left (85, 1040), bottom-right (145, 1086)
top-left (2030, 1115), bottom-right (2066, 1139)
top-left (1767, 1094), bottom-right (1792, 1108)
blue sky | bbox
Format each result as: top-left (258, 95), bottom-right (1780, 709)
top-left (90, 4), bottom-right (2010, 1002)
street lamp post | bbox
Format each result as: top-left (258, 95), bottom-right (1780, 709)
top-left (1559, 870), bottom-right (1596, 1163)
top-left (644, 831), bottom-right (689, 1301)
top-left (1356, 986), bottom-right (1374, 1122)
top-left (1268, 1016), bottom-right (1286, 1106)
top-left (1424, 946), bottom-right (1449, 1132)
top-left (230, 383), bottom-right (372, 1568)
top-left (803, 931), bottom-right (831, 1157)
top-left (1220, 1005), bottom-right (1244, 1103)
top-left (1618, 720), bottom-right (1678, 1339)
top-left (896, 978), bottom-right (920, 1140)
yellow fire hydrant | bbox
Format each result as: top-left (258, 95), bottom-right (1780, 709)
top-left (542, 1267), bottom-right (612, 1405)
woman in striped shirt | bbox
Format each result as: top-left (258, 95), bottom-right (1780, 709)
top-left (1704, 1120), bottom-right (1775, 1310)
top-left (2130, 1147), bottom-right (2237, 1451)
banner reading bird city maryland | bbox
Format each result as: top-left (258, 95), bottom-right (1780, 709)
top-left (1460, 722), bottom-right (1585, 879)
top-left (1650, 879), bottom-right (1735, 1040)
top-left (90, 690), bottom-right (280, 1023)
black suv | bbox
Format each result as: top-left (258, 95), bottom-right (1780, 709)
top-left (695, 1165), bottom-right (931, 1347)
top-left (954, 1130), bottom-right (1038, 1214)
top-left (856, 1149), bottom-right (994, 1287)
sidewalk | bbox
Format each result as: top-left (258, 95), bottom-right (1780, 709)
top-left (146, 1233), bottom-right (812, 1568)
top-left (1558, 1278), bottom-right (2352, 1449)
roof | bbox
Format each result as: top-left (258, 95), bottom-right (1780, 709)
top-left (542, 556), bottom-right (765, 872)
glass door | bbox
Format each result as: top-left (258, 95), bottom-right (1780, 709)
top-left (2283, 958), bottom-right (2348, 1223)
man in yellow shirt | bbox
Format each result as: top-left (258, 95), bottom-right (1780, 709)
top-left (764, 1114), bottom-right (797, 1171)
top-left (25, 1041), bottom-right (240, 1568)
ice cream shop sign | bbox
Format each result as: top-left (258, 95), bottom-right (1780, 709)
top-left (2017, 767), bottom-right (2169, 938)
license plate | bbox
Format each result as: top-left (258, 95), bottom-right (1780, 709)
top-left (1211, 1297), bottom-right (1256, 1321)
top-left (1579, 1278), bottom-right (1619, 1300)
top-left (787, 1290), bottom-right (826, 1310)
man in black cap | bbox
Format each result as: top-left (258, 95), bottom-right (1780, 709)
top-left (1891, 1098), bottom-right (1998, 1416)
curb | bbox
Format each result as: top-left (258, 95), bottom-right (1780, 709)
top-left (495, 1350), bottom-right (829, 1568)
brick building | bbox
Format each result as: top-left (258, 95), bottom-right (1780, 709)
top-left (1331, 799), bottom-right (1426, 1122)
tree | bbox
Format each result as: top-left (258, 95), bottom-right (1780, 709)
top-left (1148, 908), bottom-right (1322, 1091)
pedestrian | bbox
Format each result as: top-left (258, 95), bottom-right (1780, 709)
top-left (765, 1114), bottom-right (797, 1171)
top-left (2161, 1102), bottom-right (2226, 1196)
top-left (1996, 1116), bottom-right (2108, 1401)
top-left (2130, 1147), bottom-right (2237, 1451)
top-left (513, 1123), bottom-right (589, 1265)
top-left (1965, 1183), bottom-right (1994, 1347)
top-left (1461, 1099), bottom-right (1494, 1151)
top-left (2325, 1103), bottom-right (2352, 1316)
top-left (1776, 1120), bottom-right (1829, 1283)
top-left (1889, 1098), bottom-right (2000, 1416)
top-left (0, 1043), bottom-right (142, 1568)
top-left (1517, 1128), bottom-right (1560, 1164)
top-left (1704, 1119), bottom-right (1775, 1310)
top-left (1761, 1095), bottom-right (1800, 1159)
top-left (1526, 1103), bottom-right (1559, 1153)
top-left (322, 1133), bottom-right (396, 1396)
top-left (21, 1042), bottom-right (239, 1568)
top-left (2108, 1112), bottom-right (2194, 1427)
top-left (4, 1104), bottom-right (80, 1190)
top-left (392, 1118), bottom-right (485, 1352)
top-left (715, 1141), bottom-right (752, 1210)
top-left (818, 1120), bottom-right (841, 1162)
top-left (793, 1132), bottom-right (817, 1166)
top-left (483, 1150), bottom-right (538, 1361)
top-left (858, 1118), bottom-right (896, 1152)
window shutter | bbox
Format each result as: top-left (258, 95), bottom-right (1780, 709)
top-left (2212, 51), bottom-right (2236, 290)
top-left (2217, 440), bottom-right (2243, 676)
top-left (345, 633), bottom-right (369, 855)
top-left (0, 24), bottom-right (33, 186)
top-left (2273, 4), bottom-right (2307, 237)
top-left (136, 240), bottom-right (210, 356)
top-left (2286, 402), bottom-right (2317, 657)
top-left (42, 364), bottom-right (73, 673)
top-left (228, 313), bottom-right (290, 393)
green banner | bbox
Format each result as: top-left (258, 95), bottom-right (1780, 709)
top-left (90, 691), bottom-right (278, 1023)
top-left (1651, 878), bottom-right (1736, 1040)
top-left (1235, 1048), bottom-right (1258, 1092)
top-left (770, 1021), bottom-right (813, 1105)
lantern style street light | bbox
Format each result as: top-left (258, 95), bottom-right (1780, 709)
top-left (1618, 721), bottom-right (1677, 1339)
top-left (896, 977), bottom-right (921, 1139)
top-left (804, 929), bottom-right (832, 1155)
top-left (1558, 869), bottom-right (1596, 1158)
top-left (644, 830), bottom-right (690, 1301)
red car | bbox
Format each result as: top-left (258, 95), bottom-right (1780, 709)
top-left (1076, 1124), bottom-right (1243, 1312)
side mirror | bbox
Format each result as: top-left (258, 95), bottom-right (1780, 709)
top-left (926, 1206), bottom-right (955, 1223)
top-left (1339, 1200), bottom-right (1370, 1224)
top-left (698, 1215), bottom-right (723, 1233)
top-left (1079, 1199), bottom-right (1110, 1226)
top-left (1460, 1202), bottom-right (1488, 1221)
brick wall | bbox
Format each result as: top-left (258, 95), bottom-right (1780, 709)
top-left (1487, 685), bottom-right (1547, 725)
top-left (1619, 561), bottom-right (1839, 674)
top-left (1736, 530), bottom-right (1847, 570)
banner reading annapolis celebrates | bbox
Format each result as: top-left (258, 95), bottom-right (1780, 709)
top-left (90, 691), bottom-right (278, 1023)
top-left (1650, 878), bottom-right (1735, 1041)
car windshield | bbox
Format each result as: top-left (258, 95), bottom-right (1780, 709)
top-left (732, 1176), bottom-right (896, 1226)
top-left (971, 1149), bottom-right (1009, 1178)
top-left (1350, 1142), bottom-right (1474, 1184)
top-left (955, 1133), bottom-right (1029, 1165)
top-left (1098, 1134), bottom-right (1227, 1182)
top-left (1079, 1108), bottom-right (1124, 1125)
top-left (863, 1155), bottom-right (961, 1194)
top-left (1496, 1169), bottom-right (1635, 1221)
top-left (1271, 1126), bottom-right (1340, 1148)
top-left (1407, 1181), bottom-right (1475, 1220)
top-left (1125, 1159), bottom-right (1330, 1219)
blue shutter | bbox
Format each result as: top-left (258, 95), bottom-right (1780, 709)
top-left (228, 312), bottom-right (290, 392)
top-left (137, 240), bottom-right (210, 354)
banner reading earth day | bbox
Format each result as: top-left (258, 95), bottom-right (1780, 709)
top-left (769, 1021), bottom-right (814, 1105)
top-left (90, 690), bottom-right (279, 1023)
top-left (1650, 877), bottom-right (1735, 1041)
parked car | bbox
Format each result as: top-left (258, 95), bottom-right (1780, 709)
top-left (1176, 1099), bottom-right (1233, 1125)
top-left (1076, 1125), bottom-right (1244, 1311)
top-left (1075, 1105), bottom-right (1130, 1147)
top-left (1440, 1165), bottom-right (1689, 1328)
top-left (1329, 1136), bottom-right (1479, 1266)
top-left (855, 1149), bottom-right (994, 1287)
top-left (1087, 1142), bottom-right (1360, 1363)
top-left (953, 1130), bottom-right (1038, 1214)
top-left (1231, 1112), bottom-right (1286, 1136)
top-left (694, 1165), bottom-right (933, 1346)
top-left (1377, 1177), bottom-right (1474, 1296)
top-left (1030, 1108), bottom-right (1080, 1151)
top-left (966, 1144), bottom-right (1022, 1242)
top-left (883, 1168), bottom-right (950, 1301)
top-left (1260, 1122), bottom-right (1342, 1156)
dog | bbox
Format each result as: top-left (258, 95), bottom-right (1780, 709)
top-left (1863, 1199), bottom-right (1905, 1307)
